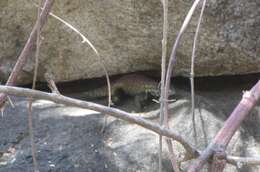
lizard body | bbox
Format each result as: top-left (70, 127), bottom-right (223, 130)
top-left (68, 74), bottom-right (175, 110)
top-left (70, 74), bottom-right (160, 101)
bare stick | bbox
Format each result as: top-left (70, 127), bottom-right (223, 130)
top-left (227, 155), bottom-right (260, 166)
top-left (210, 149), bottom-right (226, 172)
top-left (161, 1), bottom-right (203, 169)
top-left (27, 1), bottom-right (45, 171)
top-left (163, 0), bottom-right (202, 133)
top-left (0, 96), bottom-right (15, 118)
top-left (188, 80), bottom-right (260, 171)
top-left (166, 139), bottom-right (180, 171)
top-left (44, 73), bottom-right (60, 94)
top-left (190, 0), bottom-right (207, 146)
top-left (162, 1), bottom-right (203, 167)
top-left (159, 0), bottom-right (179, 171)
top-left (33, 5), bottom-right (112, 107)
top-left (0, 0), bottom-right (55, 108)
top-left (2, 86), bottom-right (259, 168)
top-left (31, 1), bottom-right (42, 91)
top-left (0, 85), bottom-right (199, 156)
top-left (159, 0), bottom-right (168, 171)
top-left (27, 104), bottom-right (39, 172)
top-left (35, 8), bottom-right (112, 132)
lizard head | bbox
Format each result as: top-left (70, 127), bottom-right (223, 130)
top-left (150, 89), bottom-right (176, 97)
top-left (143, 84), bottom-right (160, 97)
top-left (144, 84), bottom-right (175, 98)
top-left (144, 83), bottom-right (176, 98)
top-left (148, 89), bottom-right (161, 97)
top-left (168, 88), bottom-right (176, 97)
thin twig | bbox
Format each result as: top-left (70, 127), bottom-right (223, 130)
top-left (164, 0), bottom-right (202, 132)
top-left (44, 73), bottom-right (60, 94)
top-left (190, 0), bottom-right (207, 146)
top-left (7, 96), bottom-right (15, 108)
top-left (160, 1), bottom-right (204, 170)
top-left (33, 7), bottom-right (112, 132)
top-left (159, 0), bottom-right (179, 172)
top-left (1, 107), bottom-right (4, 118)
top-left (188, 80), bottom-right (260, 171)
top-left (159, 0), bottom-right (168, 171)
top-left (210, 149), bottom-right (226, 172)
top-left (166, 139), bottom-right (180, 171)
top-left (0, 96), bottom-right (15, 118)
top-left (27, 104), bottom-right (39, 172)
top-left (2, 85), bottom-right (259, 168)
top-left (28, 1), bottom-right (44, 171)
top-left (227, 155), bottom-right (260, 166)
top-left (32, 2), bottom-right (42, 91)
top-left (0, 0), bottom-right (55, 108)
top-left (0, 85), bottom-right (199, 157)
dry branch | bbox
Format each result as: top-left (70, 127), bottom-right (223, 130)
top-left (164, 0), bottom-right (202, 122)
top-left (159, 0), bottom-right (179, 172)
top-left (27, 1), bottom-right (45, 171)
top-left (188, 80), bottom-right (260, 171)
top-left (161, 0), bottom-right (203, 170)
top-left (0, 0), bottom-right (55, 108)
top-left (190, 0), bottom-right (207, 146)
top-left (0, 85), bottom-right (199, 157)
top-left (44, 73), bottom-right (60, 94)
top-left (227, 155), bottom-right (260, 166)
top-left (38, 8), bottom-right (112, 132)
top-left (1, 85), bottom-right (260, 168)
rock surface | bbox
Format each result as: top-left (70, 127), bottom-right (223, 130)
top-left (0, 75), bottom-right (259, 171)
top-left (0, 1), bottom-right (259, 82)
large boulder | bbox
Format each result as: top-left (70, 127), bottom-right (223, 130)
top-left (0, 0), bottom-right (259, 84)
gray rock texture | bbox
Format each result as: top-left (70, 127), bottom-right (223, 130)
top-left (0, 0), bottom-right (259, 84)
top-left (0, 75), bottom-right (259, 171)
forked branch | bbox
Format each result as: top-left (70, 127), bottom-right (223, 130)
top-left (188, 80), bottom-right (260, 171)
top-left (0, 85), bottom-right (199, 157)
top-left (0, 0), bottom-right (55, 108)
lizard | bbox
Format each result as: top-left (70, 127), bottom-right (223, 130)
top-left (67, 74), bottom-right (175, 110)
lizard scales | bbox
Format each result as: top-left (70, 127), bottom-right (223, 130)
top-left (70, 74), bottom-right (160, 101)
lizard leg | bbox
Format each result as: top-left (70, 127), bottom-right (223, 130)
top-left (111, 88), bottom-right (124, 105)
top-left (134, 94), bottom-right (147, 112)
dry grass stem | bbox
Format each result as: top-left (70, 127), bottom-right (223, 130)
top-left (35, 8), bottom-right (112, 132)
top-left (164, 0), bottom-right (202, 123)
top-left (159, 0), bottom-right (180, 171)
top-left (159, 0), bottom-right (169, 171)
top-left (190, 0), bottom-right (207, 146)
top-left (27, 1), bottom-right (44, 171)
top-left (44, 73), bottom-right (60, 94)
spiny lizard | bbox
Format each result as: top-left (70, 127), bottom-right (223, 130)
top-left (68, 74), bottom-right (175, 109)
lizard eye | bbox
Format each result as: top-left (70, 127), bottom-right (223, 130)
top-left (144, 85), bottom-right (149, 89)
